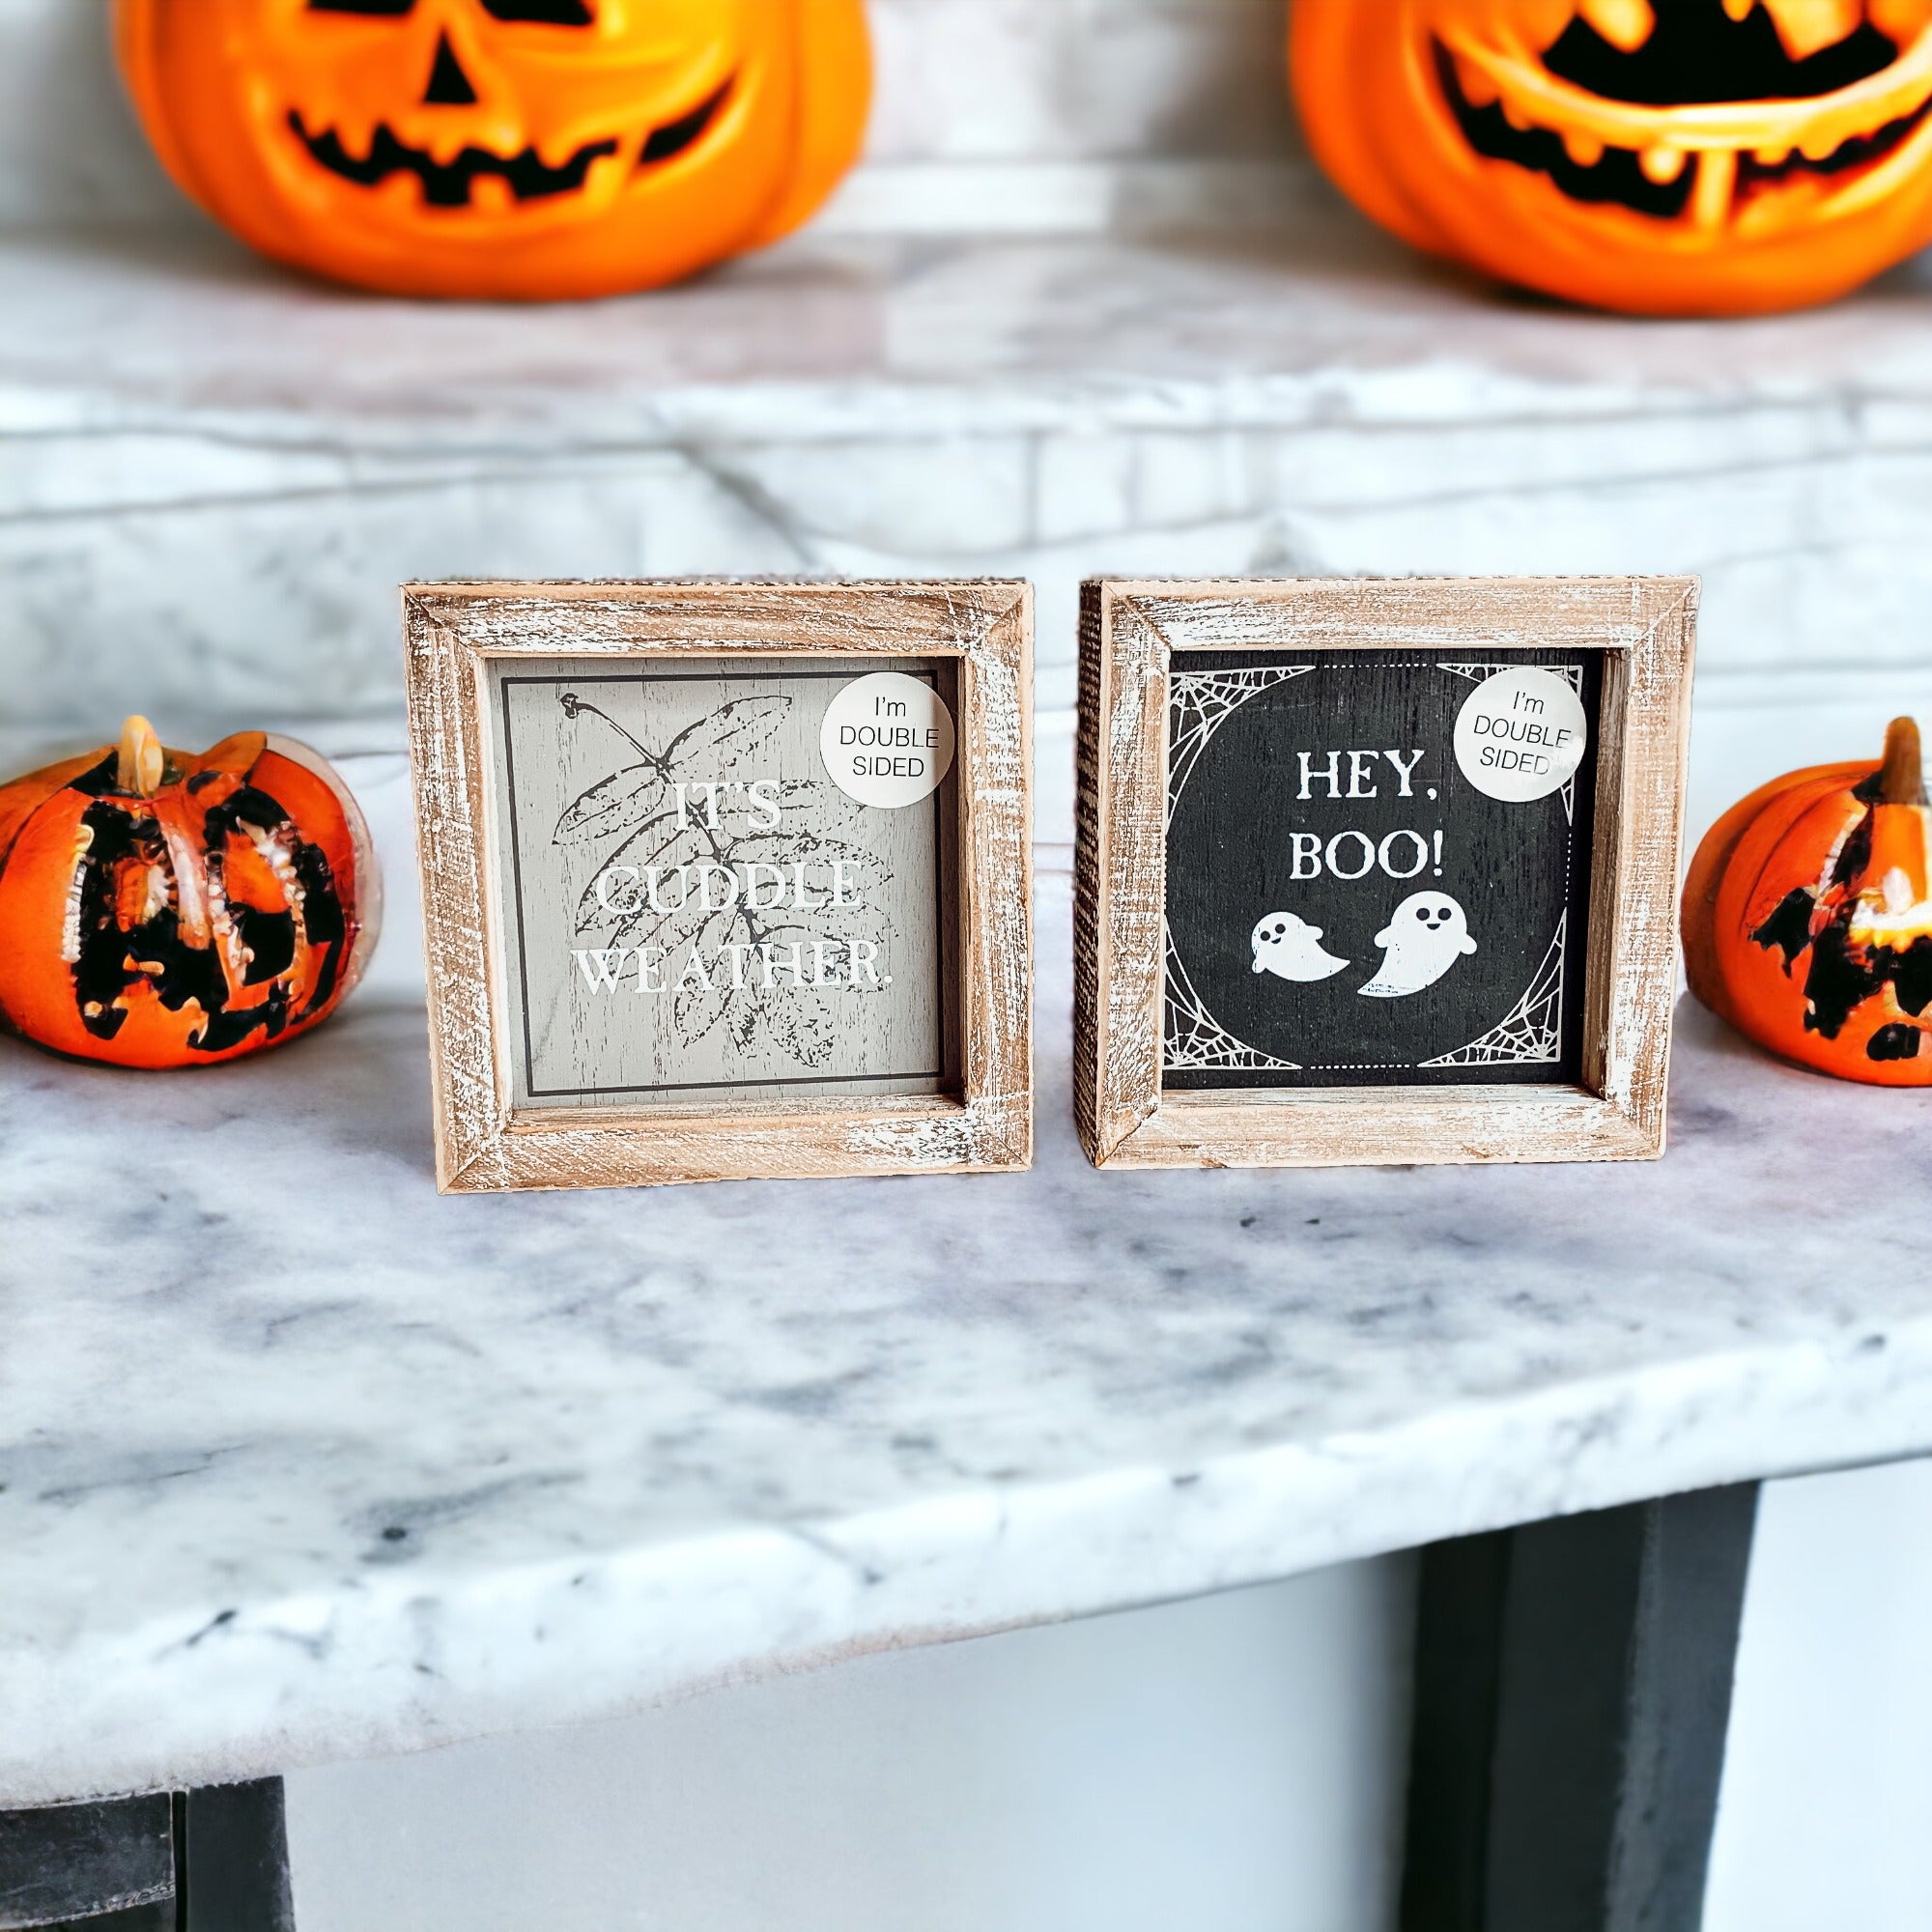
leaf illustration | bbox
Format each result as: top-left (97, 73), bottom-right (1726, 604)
top-left (553, 763), bottom-right (668, 847)
top-left (606, 847), bottom-right (725, 958)
top-left (662, 696), bottom-right (792, 779)
top-left (556, 685), bottom-right (900, 1075)
top-left (728, 834), bottom-right (893, 915)
top-left (571, 810), bottom-right (704, 936)
top-left (740, 980), bottom-right (841, 1069)
top-left (767, 779), bottom-right (870, 834)
top-left (761, 901), bottom-right (896, 958)
top-left (671, 904), bottom-right (748, 1045)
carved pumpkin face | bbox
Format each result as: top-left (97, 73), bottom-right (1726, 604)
top-left (0, 721), bottom-right (380, 1069)
top-left (115, 0), bottom-right (871, 299)
top-left (1683, 718), bottom-right (1932, 1083)
top-left (1293, 0), bottom-right (1932, 314)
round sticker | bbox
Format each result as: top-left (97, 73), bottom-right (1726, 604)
top-left (1454, 667), bottom-right (1587, 804)
top-left (820, 672), bottom-right (955, 809)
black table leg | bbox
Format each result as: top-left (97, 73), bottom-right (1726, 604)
top-left (0, 1780), bottom-right (294, 1931)
top-left (1400, 1485), bottom-right (1761, 1932)
top-left (172, 1784), bottom-right (296, 1932)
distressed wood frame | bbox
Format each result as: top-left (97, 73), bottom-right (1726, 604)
top-left (405, 580), bottom-right (1033, 1192)
top-left (1074, 577), bottom-right (1697, 1170)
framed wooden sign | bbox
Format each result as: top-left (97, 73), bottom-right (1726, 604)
top-left (1074, 577), bottom-right (1696, 1170)
top-left (404, 581), bottom-right (1033, 1192)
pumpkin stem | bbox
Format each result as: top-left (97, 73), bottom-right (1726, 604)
top-left (116, 715), bottom-right (164, 799)
top-left (1877, 717), bottom-right (1926, 808)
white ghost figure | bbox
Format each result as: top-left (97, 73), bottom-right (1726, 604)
top-left (1359, 892), bottom-right (1476, 998)
top-left (1251, 911), bottom-right (1350, 983)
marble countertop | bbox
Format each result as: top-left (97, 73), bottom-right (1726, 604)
top-left (5, 867), bottom-right (1932, 1807)
top-left (11, 216), bottom-right (1932, 455)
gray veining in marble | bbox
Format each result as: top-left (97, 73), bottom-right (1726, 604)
top-left (4, 869), bottom-right (1932, 1807)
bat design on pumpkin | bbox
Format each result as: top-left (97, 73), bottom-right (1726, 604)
top-left (0, 718), bottom-right (380, 1068)
top-left (1685, 715), bottom-right (1932, 1083)
top-left (554, 691), bottom-right (895, 1071)
top-left (1292, 0), bottom-right (1932, 314)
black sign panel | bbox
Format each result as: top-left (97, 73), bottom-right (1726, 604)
top-left (1163, 648), bottom-right (1601, 1089)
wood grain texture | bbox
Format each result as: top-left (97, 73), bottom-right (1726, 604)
top-left (1074, 578), bottom-right (1696, 1171)
top-left (1073, 582), bottom-right (1170, 1164)
top-left (404, 580), bottom-right (1033, 1192)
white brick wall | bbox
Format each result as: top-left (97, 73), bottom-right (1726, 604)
top-left (0, 0), bottom-right (182, 224)
top-left (866, 0), bottom-right (1297, 162)
top-left (0, 0), bottom-right (1313, 234)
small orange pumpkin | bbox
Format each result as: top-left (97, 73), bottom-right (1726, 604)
top-left (0, 719), bottom-right (380, 1069)
top-left (1683, 716), bottom-right (1932, 1084)
top-left (1291, 0), bottom-right (1932, 317)
top-left (114, 0), bottom-right (872, 301)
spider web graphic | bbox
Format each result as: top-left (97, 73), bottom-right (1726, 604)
top-left (1164, 664), bottom-right (1316, 1069)
top-left (1421, 912), bottom-right (1568, 1067)
top-left (1164, 934), bottom-right (1302, 1072)
top-left (1439, 661), bottom-right (1584, 824)
top-left (1168, 664), bottom-right (1317, 825)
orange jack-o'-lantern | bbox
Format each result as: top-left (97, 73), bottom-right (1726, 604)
top-left (1683, 717), bottom-right (1932, 1083)
top-left (1292, 0), bottom-right (1932, 316)
top-left (0, 719), bottom-right (380, 1069)
top-left (115, 0), bottom-right (872, 300)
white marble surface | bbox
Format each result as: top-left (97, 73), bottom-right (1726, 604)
top-left (7, 215), bottom-right (1932, 752)
top-left (5, 863), bottom-right (1932, 1808)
